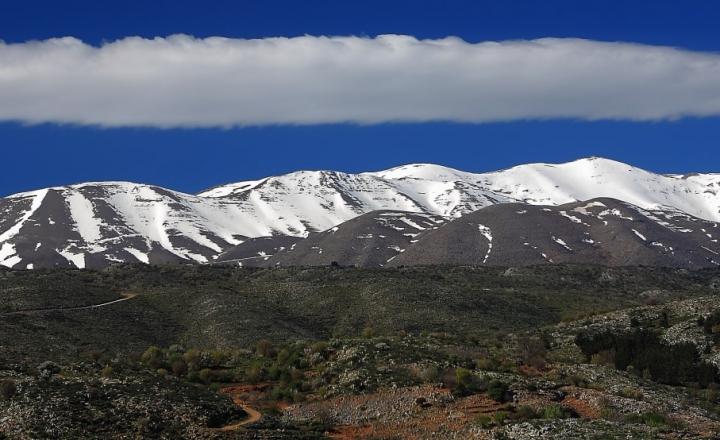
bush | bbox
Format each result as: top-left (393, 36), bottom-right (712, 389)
top-left (141, 346), bottom-right (164, 369)
top-left (513, 405), bottom-right (539, 420)
top-left (183, 349), bottom-right (201, 369)
top-left (310, 341), bottom-right (328, 356)
top-left (362, 327), bottom-right (375, 339)
top-left (618, 387), bottom-right (643, 401)
top-left (519, 336), bottom-right (547, 370)
top-left (487, 380), bottom-right (510, 402)
top-left (418, 365), bottom-right (440, 383)
top-left (171, 359), bottom-right (188, 376)
top-left (625, 411), bottom-right (668, 427)
top-left (475, 356), bottom-right (497, 371)
top-left (542, 404), bottom-right (570, 419)
top-left (590, 349), bottom-right (615, 366)
top-left (1, 380), bottom-right (17, 400)
top-left (453, 368), bottom-right (481, 396)
top-left (245, 365), bottom-right (263, 383)
top-left (100, 366), bottom-right (113, 378)
top-left (493, 411), bottom-right (509, 425)
top-left (276, 348), bottom-right (292, 366)
top-left (210, 350), bottom-right (227, 366)
top-left (198, 368), bottom-right (212, 384)
top-left (256, 339), bottom-right (275, 358)
top-left (576, 329), bottom-right (719, 386)
top-left (474, 414), bottom-right (493, 428)
top-left (567, 374), bottom-right (588, 388)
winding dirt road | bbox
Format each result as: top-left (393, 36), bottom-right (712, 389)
top-left (218, 385), bottom-right (263, 431)
top-left (0, 292), bottom-right (137, 316)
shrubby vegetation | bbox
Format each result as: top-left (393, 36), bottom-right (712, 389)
top-left (576, 329), bottom-right (719, 386)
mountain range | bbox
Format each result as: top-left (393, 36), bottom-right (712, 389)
top-left (1, 157), bottom-right (719, 270)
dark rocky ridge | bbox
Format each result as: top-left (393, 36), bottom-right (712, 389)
top-left (262, 211), bottom-right (447, 268)
top-left (388, 198), bottom-right (720, 269)
top-left (215, 235), bottom-right (303, 266)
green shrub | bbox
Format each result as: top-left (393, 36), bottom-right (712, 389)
top-left (487, 380), bottom-right (510, 402)
top-left (198, 368), bottom-right (212, 384)
top-left (276, 348), bottom-right (292, 366)
top-left (210, 350), bottom-right (227, 366)
top-left (310, 341), bottom-right (328, 355)
top-left (474, 414), bottom-right (493, 428)
top-left (576, 329), bottom-right (719, 386)
top-left (418, 365), bottom-right (440, 383)
top-left (475, 356), bottom-right (497, 371)
top-left (493, 411), bottom-right (509, 425)
top-left (625, 411), bottom-right (668, 427)
top-left (362, 327), bottom-right (375, 339)
top-left (141, 346), bottom-right (164, 369)
top-left (642, 412), bottom-right (667, 427)
top-left (453, 368), bottom-right (480, 396)
top-left (100, 365), bottom-right (113, 378)
top-left (618, 387), bottom-right (643, 400)
top-left (513, 405), bottom-right (539, 420)
top-left (542, 404), bottom-right (570, 419)
top-left (183, 349), bottom-right (200, 369)
top-left (245, 365), bottom-right (263, 383)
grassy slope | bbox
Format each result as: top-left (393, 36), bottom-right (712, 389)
top-left (1, 264), bottom-right (718, 365)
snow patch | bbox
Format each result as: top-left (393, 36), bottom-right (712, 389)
top-left (124, 247), bottom-right (149, 264)
top-left (0, 189), bottom-right (48, 243)
top-left (632, 229), bottom-right (647, 241)
top-left (552, 236), bottom-right (572, 251)
top-left (58, 248), bottom-right (85, 269)
top-left (477, 224), bottom-right (493, 264)
top-left (66, 191), bottom-right (105, 252)
top-left (559, 211), bottom-right (583, 224)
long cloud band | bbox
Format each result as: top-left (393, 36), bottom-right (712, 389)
top-left (1, 35), bottom-right (719, 127)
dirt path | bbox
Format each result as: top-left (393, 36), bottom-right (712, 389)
top-left (0, 292), bottom-right (137, 316)
top-left (218, 385), bottom-right (263, 431)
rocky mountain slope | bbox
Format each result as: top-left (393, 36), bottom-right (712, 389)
top-left (1, 157), bottom-right (719, 269)
top-left (388, 198), bottom-right (720, 269)
top-left (258, 211), bottom-right (447, 268)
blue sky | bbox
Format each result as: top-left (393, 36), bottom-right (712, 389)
top-left (1, 0), bottom-right (719, 196)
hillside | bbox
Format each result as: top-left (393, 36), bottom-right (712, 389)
top-left (2, 264), bottom-right (720, 438)
top-left (389, 198), bottom-right (720, 269)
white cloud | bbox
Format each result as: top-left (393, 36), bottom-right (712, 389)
top-left (1, 34), bottom-right (720, 127)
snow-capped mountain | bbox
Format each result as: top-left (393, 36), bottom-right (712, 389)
top-left (1, 157), bottom-right (719, 269)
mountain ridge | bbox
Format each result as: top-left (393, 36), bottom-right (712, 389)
top-left (2, 157), bottom-right (719, 269)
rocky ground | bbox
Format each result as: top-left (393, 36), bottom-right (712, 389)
top-left (0, 363), bottom-right (243, 439)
